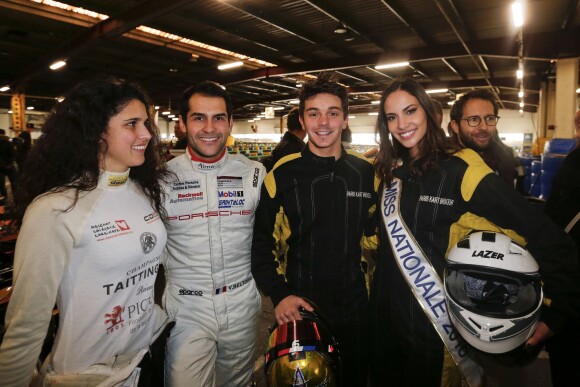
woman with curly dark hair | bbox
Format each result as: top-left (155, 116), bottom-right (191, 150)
top-left (0, 77), bottom-right (171, 386)
top-left (369, 78), bottom-right (579, 386)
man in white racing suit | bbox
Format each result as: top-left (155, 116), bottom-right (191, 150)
top-left (162, 81), bottom-right (266, 386)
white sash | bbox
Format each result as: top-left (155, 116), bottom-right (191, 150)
top-left (380, 178), bottom-right (482, 387)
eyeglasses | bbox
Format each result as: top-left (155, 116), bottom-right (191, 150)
top-left (461, 115), bottom-right (500, 127)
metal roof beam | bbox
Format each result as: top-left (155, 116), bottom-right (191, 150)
top-left (219, 30), bottom-right (579, 85)
top-left (10, 0), bottom-right (194, 90)
top-left (378, 0), bottom-right (436, 46)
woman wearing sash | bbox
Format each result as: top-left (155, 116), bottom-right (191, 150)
top-left (369, 78), bottom-right (579, 386)
top-left (0, 77), bottom-right (170, 386)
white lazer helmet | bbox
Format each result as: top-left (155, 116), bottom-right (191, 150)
top-left (444, 231), bottom-right (543, 354)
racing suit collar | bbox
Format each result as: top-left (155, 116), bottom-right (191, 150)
top-left (188, 149), bottom-right (228, 173)
top-left (302, 144), bottom-right (346, 165)
top-left (98, 169), bottom-right (130, 189)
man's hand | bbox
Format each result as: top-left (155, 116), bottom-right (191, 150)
top-left (274, 295), bottom-right (314, 326)
top-left (514, 321), bottom-right (554, 365)
top-left (526, 321), bottom-right (553, 347)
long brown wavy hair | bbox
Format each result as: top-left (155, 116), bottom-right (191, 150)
top-left (12, 77), bottom-right (171, 229)
top-left (374, 78), bottom-right (459, 184)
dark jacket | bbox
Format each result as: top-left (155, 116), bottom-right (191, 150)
top-left (370, 148), bottom-right (579, 385)
top-left (260, 131), bottom-right (305, 172)
top-left (479, 141), bottom-right (525, 194)
top-left (545, 147), bottom-right (580, 256)
top-left (0, 135), bottom-right (15, 172)
top-left (252, 145), bottom-right (378, 322)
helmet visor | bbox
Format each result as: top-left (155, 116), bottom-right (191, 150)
top-left (445, 264), bottom-right (542, 318)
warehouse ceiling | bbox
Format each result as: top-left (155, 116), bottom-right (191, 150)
top-left (0, 0), bottom-right (579, 123)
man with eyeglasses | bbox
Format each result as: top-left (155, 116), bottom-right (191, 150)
top-left (449, 89), bottom-right (525, 194)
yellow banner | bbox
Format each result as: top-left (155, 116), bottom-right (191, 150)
top-left (10, 93), bottom-right (26, 132)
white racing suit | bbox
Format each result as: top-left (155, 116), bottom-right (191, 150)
top-left (162, 151), bottom-right (266, 386)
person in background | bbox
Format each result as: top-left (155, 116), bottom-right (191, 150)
top-left (0, 77), bottom-right (170, 386)
top-left (543, 108), bottom-right (580, 387)
top-left (341, 124), bottom-right (353, 149)
top-left (449, 89), bottom-right (525, 194)
top-left (13, 131), bottom-right (31, 172)
top-left (0, 129), bottom-right (16, 202)
top-left (431, 98), bottom-right (443, 127)
top-left (162, 81), bottom-right (266, 386)
top-left (252, 74), bottom-right (378, 386)
top-left (370, 78), bottom-right (579, 386)
top-left (172, 121), bottom-right (187, 150)
top-left (261, 107), bottom-right (306, 172)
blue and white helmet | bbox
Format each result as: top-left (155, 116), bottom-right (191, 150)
top-left (444, 231), bottom-right (543, 354)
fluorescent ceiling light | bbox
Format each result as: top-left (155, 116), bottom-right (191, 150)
top-left (27, 106), bottom-right (34, 110)
top-left (348, 115), bottom-right (356, 119)
top-left (518, 91), bottom-right (524, 98)
top-left (161, 111), bottom-right (171, 115)
top-left (447, 101), bottom-right (455, 106)
top-left (273, 107), bottom-right (284, 110)
top-left (289, 99), bottom-right (299, 105)
top-left (371, 100), bottom-right (380, 105)
top-left (576, 88), bottom-right (580, 93)
top-left (248, 120), bottom-right (255, 122)
top-left (516, 69), bottom-right (523, 79)
top-left (368, 112), bottom-right (379, 116)
top-left (218, 61), bottom-right (243, 70)
top-left (426, 88), bottom-right (449, 94)
top-left (26, 1), bottom-right (276, 69)
top-left (49, 60), bottom-right (67, 70)
top-left (171, 117), bottom-right (178, 121)
top-left (334, 23), bottom-right (348, 34)
top-left (512, 2), bottom-right (524, 27)
top-left (154, 106), bottom-right (160, 110)
top-left (375, 61), bottom-right (409, 70)
top-left (0, 86), bottom-right (9, 92)
top-left (519, 109), bottom-right (524, 114)
top-left (519, 102), bottom-right (524, 108)
top-left (168, 114), bottom-right (175, 118)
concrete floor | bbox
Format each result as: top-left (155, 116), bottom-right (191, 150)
top-left (252, 293), bottom-right (275, 387)
top-left (250, 293), bottom-right (553, 387)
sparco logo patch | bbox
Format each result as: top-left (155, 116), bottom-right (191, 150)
top-left (140, 232), bottom-right (157, 254)
top-left (179, 289), bottom-right (203, 296)
top-left (253, 167), bottom-right (260, 187)
top-left (472, 250), bottom-right (504, 260)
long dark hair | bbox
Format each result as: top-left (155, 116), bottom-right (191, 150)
top-left (12, 77), bottom-right (169, 229)
top-left (374, 78), bottom-right (458, 183)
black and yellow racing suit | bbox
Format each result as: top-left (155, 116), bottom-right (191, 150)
top-left (369, 148), bottom-right (579, 386)
top-left (252, 145), bottom-right (378, 386)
